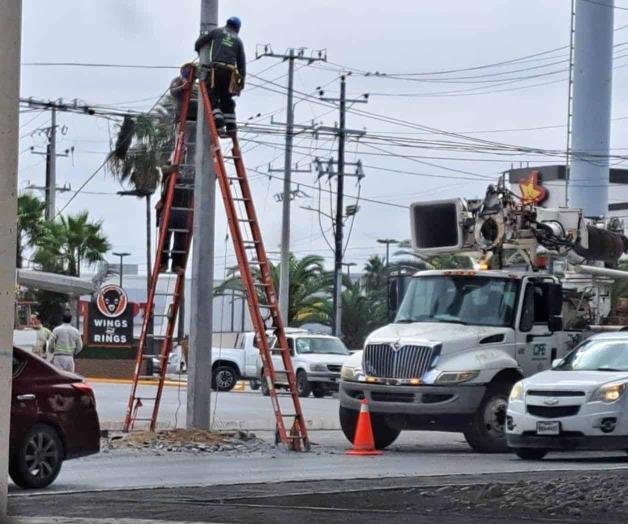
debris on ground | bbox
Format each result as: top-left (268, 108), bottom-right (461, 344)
top-left (447, 473), bottom-right (628, 519)
top-left (101, 429), bottom-right (273, 455)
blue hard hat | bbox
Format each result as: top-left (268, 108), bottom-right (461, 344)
top-left (227, 16), bottom-right (241, 31)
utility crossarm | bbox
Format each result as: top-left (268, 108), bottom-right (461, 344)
top-left (16, 269), bottom-right (97, 296)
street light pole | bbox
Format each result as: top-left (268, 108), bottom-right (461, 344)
top-left (112, 252), bottom-right (131, 288)
top-left (377, 238), bottom-right (399, 266)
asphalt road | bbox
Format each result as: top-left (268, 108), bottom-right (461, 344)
top-left (92, 382), bottom-right (339, 431)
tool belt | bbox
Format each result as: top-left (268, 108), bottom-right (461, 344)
top-left (208, 62), bottom-right (243, 96)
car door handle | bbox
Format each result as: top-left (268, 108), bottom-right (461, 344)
top-left (16, 394), bottom-right (36, 401)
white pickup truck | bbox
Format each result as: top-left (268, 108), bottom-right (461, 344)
top-left (154, 332), bottom-right (261, 391)
top-left (257, 329), bottom-right (353, 398)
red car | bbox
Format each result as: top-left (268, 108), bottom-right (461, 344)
top-left (10, 347), bottom-right (100, 489)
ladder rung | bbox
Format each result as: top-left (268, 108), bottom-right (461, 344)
top-left (228, 176), bottom-right (245, 181)
top-left (130, 417), bottom-right (154, 422)
top-left (237, 218), bottom-right (255, 223)
top-left (171, 207), bottom-right (193, 212)
top-left (174, 185), bottom-right (194, 190)
top-left (248, 259), bottom-right (269, 265)
top-left (153, 292), bottom-right (179, 296)
top-left (142, 354), bottom-right (168, 359)
top-left (233, 197), bottom-right (250, 202)
top-left (162, 250), bottom-right (188, 254)
top-left (167, 228), bottom-right (190, 233)
top-left (223, 155), bottom-right (241, 160)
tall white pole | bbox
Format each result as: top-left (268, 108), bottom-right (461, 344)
top-left (278, 50), bottom-right (295, 325)
top-left (0, 0), bottom-right (21, 514)
top-left (568, 0), bottom-right (614, 217)
top-left (188, 0), bottom-right (218, 429)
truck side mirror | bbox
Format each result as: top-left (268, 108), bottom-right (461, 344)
top-left (548, 315), bottom-right (562, 333)
top-left (387, 279), bottom-right (399, 322)
top-left (520, 285), bottom-right (535, 332)
top-left (544, 283), bottom-right (563, 317)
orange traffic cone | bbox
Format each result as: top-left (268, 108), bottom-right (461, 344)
top-left (346, 399), bottom-right (383, 456)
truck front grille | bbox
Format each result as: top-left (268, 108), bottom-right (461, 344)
top-left (364, 344), bottom-right (434, 379)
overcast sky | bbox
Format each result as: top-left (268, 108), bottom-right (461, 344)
top-left (17, 0), bottom-right (628, 276)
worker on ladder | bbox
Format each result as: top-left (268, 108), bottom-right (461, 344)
top-left (170, 62), bottom-right (197, 123)
top-left (194, 16), bottom-right (246, 137)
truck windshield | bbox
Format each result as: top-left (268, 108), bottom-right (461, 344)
top-left (555, 339), bottom-right (628, 371)
top-left (395, 275), bottom-right (519, 328)
top-left (295, 337), bottom-right (350, 355)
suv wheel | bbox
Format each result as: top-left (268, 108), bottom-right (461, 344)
top-left (339, 406), bottom-right (400, 449)
top-left (464, 381), bottom-right (512, 453)
top-left (10, 424), bottom-right (63, 489)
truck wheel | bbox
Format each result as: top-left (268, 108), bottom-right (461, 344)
top-left (249, 378), bottom-right (261, 390)
top-left (464, 381), bottom-right (511, 453)
top-left (339, 406), bottom-right (400, 449)
top-left (514, 448), bottom-right (547, 460)
top-left (9, 424), bottom-right (64, 489)
top-left (296, 370), bottom-right (311, 398)
top-left (312, 385), bottom-right (326, 398)
top-left (212, 365), bottom-right (238, 392)
top-left (260, 371), bottom-right (270, 396)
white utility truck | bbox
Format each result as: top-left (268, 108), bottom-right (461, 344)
top-left (339, 180), bottom-right (628, 452)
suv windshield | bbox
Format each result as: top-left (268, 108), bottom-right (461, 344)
top-left (295, 337), bottom-right (350, 355)
top-left (555, 339), bottom-right (628, 371)
top-left (395, 275), bottom-right (519, 328)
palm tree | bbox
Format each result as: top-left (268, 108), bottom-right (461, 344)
top-left (16, 193), bottom-right (46, 268)
top-left (32, 211), bottom-right (110, 277)
top-left (392, 245), bottom-right (471, 273)
top-left (297, 281), bottom-right (387, 349)
top-left (108, 105), bottom-right (176, 290)
top-left (215, 254), bottom-right (331, 327)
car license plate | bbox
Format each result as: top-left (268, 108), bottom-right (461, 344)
top-left (536, 421), bottom-right (560, 435)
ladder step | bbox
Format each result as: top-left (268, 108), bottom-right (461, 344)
top-left (162, 250), bottom-right (188, 254)
top-left (171, 207), bottom-right (194, 212)
top-left (174, 185), bottom-right (194, 190)
top-left (167, 228), bottom-right (190, 233)
top-left (233, 197), bottom-right (250, 202)
top-left (142, 354), bottom-right (168, 360)
top-left (153, 292), bottom-right (179, 297)
top-left (223, 155), bottom-right (241, 160)
top-left (237, 218), bottom-right (255, 223)
top-left (130, 417), bottom-right (154, 422)
top-left (228, 176), bottom-right (245, 181)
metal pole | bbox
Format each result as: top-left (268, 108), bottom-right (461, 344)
top-left (188, 0), bottom-right (218, 430)
top-left (278, 49), bottom-right (295, 325)
top-left (564, 0), bottom-right (576, 206)
top-left (47, 106), bottom-right (57, 220)
top-left (119, 256), bottom-right (124, 287)
top-left (0, 0), bottom-right (21, 515)
top-left (332, 75), bottom-right (346, 337)
top-left (568, 0), bottom-right (614, 217)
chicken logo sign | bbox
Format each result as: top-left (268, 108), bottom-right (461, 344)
top-left (96, 285), bottom-right (128, 318)
top-left (518, 170), bottom-right (548, 205)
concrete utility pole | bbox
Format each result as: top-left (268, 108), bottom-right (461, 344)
top-left (47, 106), bottom-right (57, 220)
top-left (320, 76), bottom-right (368, 337)
top-left (568, 0), bottom-right (614, 217)
top-left (0, 0), bottom-right (21, 515)
top-left (188, 0), bottom-right (218, 430)
top-left (256, 46), bottom-right (326, 323)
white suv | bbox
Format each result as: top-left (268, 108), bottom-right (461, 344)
top-left (507, 332), bottom-right (628, 459)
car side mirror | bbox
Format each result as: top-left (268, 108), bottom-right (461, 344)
top-left (552, 358), bottom-right (563, 368)
top-left (548, 315), bottom-right (563, 333)
top-left (387, 279), bottom-right (399, 322)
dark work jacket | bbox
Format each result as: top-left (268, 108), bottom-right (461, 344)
top-left (194, 27), bottom-right (246, 83)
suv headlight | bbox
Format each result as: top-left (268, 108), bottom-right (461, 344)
top-left (434, 370), bottom-right (479, 385)
top-left (341, 364), bottom-right (364, 382)
top-left (509, 381), bottom-right (524, 402)
top-left (590, 382), bottom-right (626, 403)
top-left (309, 363), bottom-right (327, 372)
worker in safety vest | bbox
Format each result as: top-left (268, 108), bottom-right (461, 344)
top-left (51, 311), bottom-right (83, 373)
top-left (31, 313), bottom-right (53, 360)
top-left (194, 16), bottom-right (246, 137)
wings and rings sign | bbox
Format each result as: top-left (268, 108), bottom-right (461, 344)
top-left (87, 284), bottom-right (134, 347)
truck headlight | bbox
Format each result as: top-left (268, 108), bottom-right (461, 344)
top-left (509, 381), bottom-right (524, 402)
top-left (590, 382), bottom-right (626, 403)
top-left (341, 364), bottom-right (364, 382)
top-left (309, 363), bottom-right (328, 372)
top-left (434, 370), bottom-right (479, 384)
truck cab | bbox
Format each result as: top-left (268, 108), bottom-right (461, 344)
top-left (339, 269), bottom-right (579, 452)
